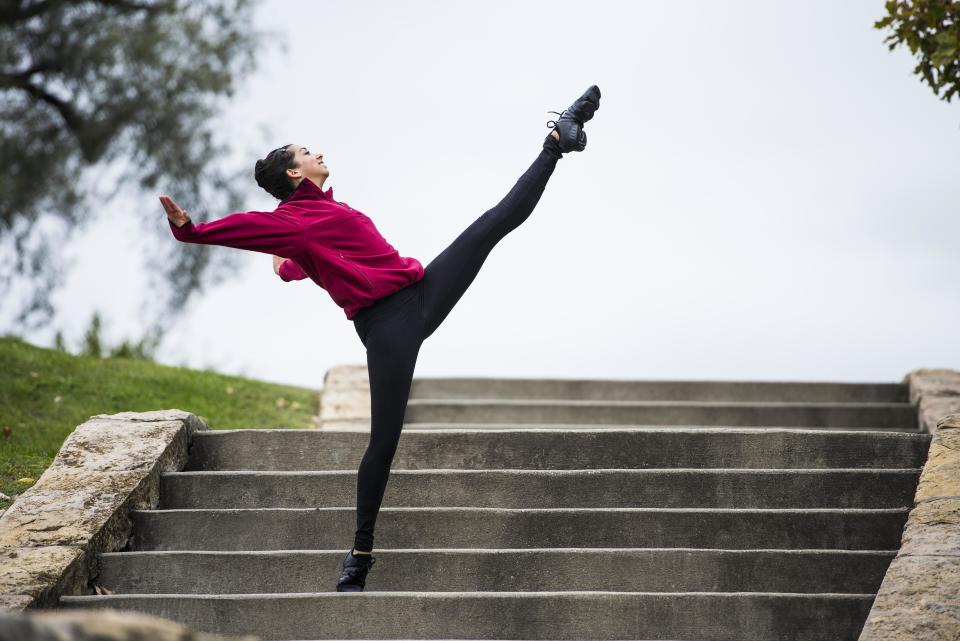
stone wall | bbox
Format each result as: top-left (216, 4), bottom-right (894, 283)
top-left (0, 608), bottom-right (259, 641)
top-left (0, 410), bottom-right (207, 610)
top-left (903, 368), bottom-right (960, 435)
top-left (317, 364), bottom-right (370, 430)
top-left (858, 368), bottom-right (960, 640)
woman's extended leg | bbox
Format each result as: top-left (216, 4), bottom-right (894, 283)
top-left (420, 142), bottom-right (563, 336)
top-left (346, 142), bottom-right (561, 559)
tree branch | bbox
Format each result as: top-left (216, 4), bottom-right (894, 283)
top-left (0, 61), bottom-right (63, 84)
top-left (13, 80), bottom-right (85, 139)
top-left (94, 0), bottom-right (177, 12)
top-left (0, 0), bottom-right (62, 24)
top-left (0, 0), bottom-right (175, 26)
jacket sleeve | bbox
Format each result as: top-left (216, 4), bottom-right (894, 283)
top-left (278, 258), bottom-right (308, 282)
top-left (168, 210), bottom-right (302, 255)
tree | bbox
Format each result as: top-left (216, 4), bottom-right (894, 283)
top-left (76, 309), bottom-right (159, 359)
top-left (81, 310), bottom-right (104, 358)
top-left (53, 329), bottom-right (66, 352)
top-left (875, 0), bottom-right (960, 102)
top-left (0, 0), bottom-right (273, 345)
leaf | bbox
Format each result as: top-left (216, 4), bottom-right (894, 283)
top-left (934, 30), bottom-right (958, 46)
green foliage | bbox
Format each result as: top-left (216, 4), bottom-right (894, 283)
top-left (75, 309), bottom-right (161, 360)
top-left (0, 335), bottom-right (320, 511)
top-left (107, 337), bottom-right (160, 361)
top-left (0, 0), bottom-right (274, 339)
top-left (875, 0), bottom-right (960, 102)
top-left (81, 311), bottom-right (104, 358)
top-left (52, 330), bottom-right (66, 353)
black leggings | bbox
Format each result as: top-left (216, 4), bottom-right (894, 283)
top-left (349, 145), bottom-right (563, 552)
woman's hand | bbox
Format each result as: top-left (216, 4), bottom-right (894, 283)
top-left (273, 255), bottom-right (286, 275)
top-left (159, 195), bottom-right (191, 227)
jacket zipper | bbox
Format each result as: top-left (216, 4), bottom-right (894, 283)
top-left (338, 252), bottom-right (377, 292)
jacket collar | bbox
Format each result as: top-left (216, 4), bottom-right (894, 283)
top-left (281, 177), bottom-right (333, 204)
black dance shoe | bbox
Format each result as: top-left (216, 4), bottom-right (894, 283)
top-left (336, 549), bottom-right (376, 592)
top-left (545, 84), bottom-right (602, 153)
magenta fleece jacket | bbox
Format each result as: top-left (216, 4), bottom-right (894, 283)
top-left (168, 177), bottom-right (424, 319)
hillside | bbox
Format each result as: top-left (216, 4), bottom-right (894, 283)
top-left (0, 336), bottom-right (320, 511)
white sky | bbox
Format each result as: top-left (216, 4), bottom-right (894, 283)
top-left (16, 0), bottom-right (960, 388)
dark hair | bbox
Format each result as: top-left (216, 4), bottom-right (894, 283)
top-left (254, 144), bottom-right (298, 200)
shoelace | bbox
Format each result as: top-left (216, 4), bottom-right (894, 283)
top-left (546, 109), bottom-right (567, 129)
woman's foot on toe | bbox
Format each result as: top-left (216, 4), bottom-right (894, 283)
top-left (336, 549), bottom-right (376, 592)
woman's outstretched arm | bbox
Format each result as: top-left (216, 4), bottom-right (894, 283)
top-left (159, 195), bottom-right (302, 255)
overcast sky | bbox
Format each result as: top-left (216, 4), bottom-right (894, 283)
top-left (16, 0), bottom-right (960, 388)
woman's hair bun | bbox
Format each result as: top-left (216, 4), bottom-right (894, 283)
top-left (252, 145), bottom-right (297, 200)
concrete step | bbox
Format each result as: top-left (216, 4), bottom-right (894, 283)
top-left (95, 548), bottom-right (896, 594)
top-left (403, 400), bottom-right (917, 429)
top-left (410, 377), bottom-right (908, 403)
top-left (127, 507), bottom-right (908, 551)
top-left (58, 591), bottom-right (875, 641)
top-left (184, 428), bottom-right (931, 471)
top-left (396, 422), bottom-right (915, 431)
top-left (159, 468), bottom-right (922, 509)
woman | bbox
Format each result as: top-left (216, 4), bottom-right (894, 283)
top-left (160, 84), bottom-right (601, 592)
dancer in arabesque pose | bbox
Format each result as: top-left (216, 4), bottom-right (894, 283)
top-left (160, 85), bottom-right (601, 592)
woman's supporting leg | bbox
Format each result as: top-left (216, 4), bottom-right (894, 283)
top-left (420, 145), bottom-right (562, 337)
top-left (352, 309), bottom-right (425, 553)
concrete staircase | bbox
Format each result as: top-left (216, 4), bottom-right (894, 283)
top-left (60, 378), bottom-right (930, 641)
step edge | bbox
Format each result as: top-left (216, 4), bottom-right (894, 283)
top-left (59, 590), bottom-right (880, 599)
top-left (404, 399), bottom-right (916, 409)
top-left (98, 547), bottom-right (901, 557)
top-left (132, 506), bottom-right (913, 515)
top-left (191, 426), bottom-right (930, 435)
top-left (161, 468), bottom-right (926, 476)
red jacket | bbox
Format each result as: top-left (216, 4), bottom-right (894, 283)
top-left (168, 177), bottom-right (424, 319)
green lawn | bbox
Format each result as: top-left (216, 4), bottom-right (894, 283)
top-left (0, 335), bottom-right (321, 511)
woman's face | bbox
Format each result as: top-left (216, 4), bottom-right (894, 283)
top-left (285, 144), bottom-right (329, 185)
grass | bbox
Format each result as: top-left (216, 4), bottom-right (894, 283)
top-left (0, 335), bottom-right (321, 511)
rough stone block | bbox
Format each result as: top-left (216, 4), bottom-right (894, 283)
top-left (938, 414), bottom-right (960, 431)
top-left (857, 389), bottom-right (960, 639)
top-left (0, 595), bottom-right (34, 612)
top-left (49, 419), bottom-right (189, 473)
top-left (0, 470), bottom-right (153, 549)
top-left (319, 364), bottom-right (370, 429)
top-left (919, 396), bottom-right (960, 435)
top-left (858, 554), bottom-right (960, 641)
top-left (904, 369), bottom-right (960, 434)
top-left (0, 547), bottom-right (86, 608)
top-left (0, 607), bottom-right (261, 640)
top-left (322, 364), bottom-right (369, 390)
top-left (898, 498), bottom-right (960, 557)
top-left (0, 410), bottom-right (207, 611)
top-left (903, 369), bottom-right (960, 404)
top-left (914, 429), bottom-right (960, 503)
